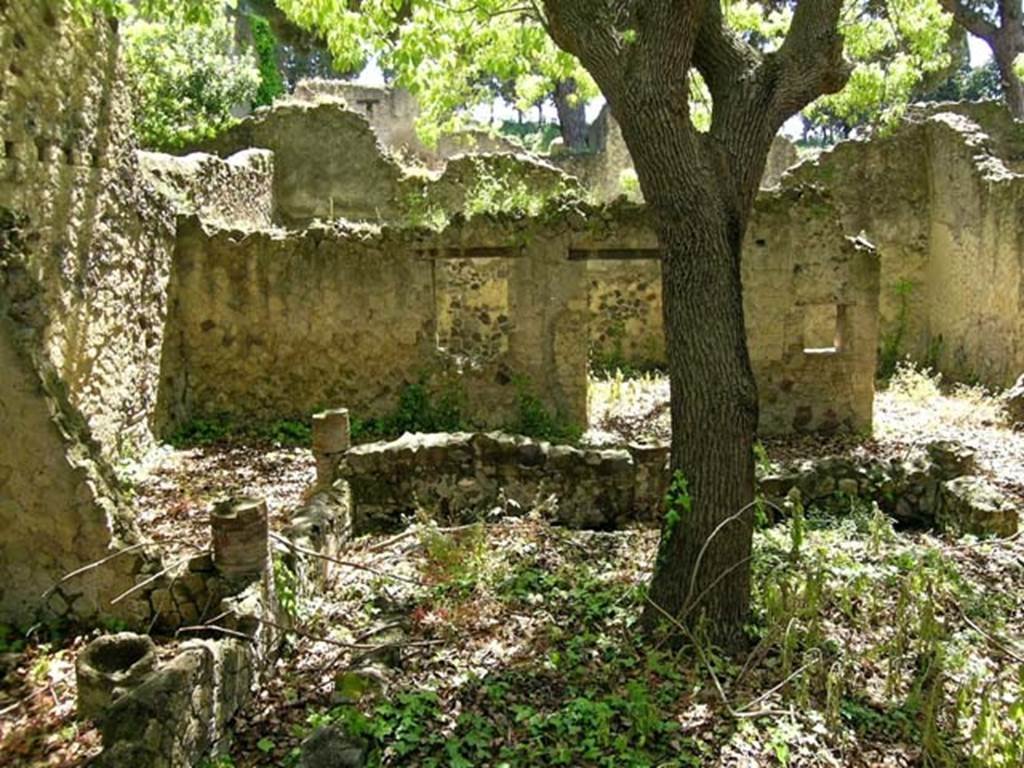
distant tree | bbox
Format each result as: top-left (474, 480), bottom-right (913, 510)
top-left (123, 13), bottom-right (260, 149)
top-left (939, 0), bottom-right (1024, 117)
top-left (275, 0), bottom-right (600, 149)
top-left (918, 58), bottom-right (1004, 102)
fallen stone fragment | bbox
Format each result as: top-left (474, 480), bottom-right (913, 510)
top-left (939, 476), bottom-right (1019, 537)
top-left (1003, 374), bottom-right (1024, 428)
top-left (300, 725), bottom-right (368, 768)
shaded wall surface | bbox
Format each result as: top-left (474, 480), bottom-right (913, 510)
top-left (160, 219), bottom-right (592, 431)
top-left (162, 191), bottom-right (879, 437)
top-left (0, 0), bottom-right (169, 623)
top-left (789, 103), bottom-right (1024, 387)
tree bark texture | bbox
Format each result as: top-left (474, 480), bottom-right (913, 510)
top-left (540, 0), bottom-right (850, 641)
top-left (553, 78), bottom-right (590, 150)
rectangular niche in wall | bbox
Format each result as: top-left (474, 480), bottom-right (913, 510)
top-left (435, 257), bottom-right (512, 364)
top-left (802, 303), bottom-right (844, 355)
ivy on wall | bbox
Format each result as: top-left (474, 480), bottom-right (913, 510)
top-left (249, 13), bottom-right (285, 107)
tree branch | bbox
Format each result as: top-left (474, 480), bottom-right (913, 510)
top-left (939, 0), bottom-right (998, 42)
top-left (769, 0), bottom-right (852, 123)
top-left (693, 0), bottom-right (761, 104)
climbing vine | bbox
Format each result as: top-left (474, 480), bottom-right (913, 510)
top-left (248, 13), bottom-right (285, 107)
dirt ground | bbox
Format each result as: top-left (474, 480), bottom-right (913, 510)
top-left (2, 368), bottom-right (1021, 767)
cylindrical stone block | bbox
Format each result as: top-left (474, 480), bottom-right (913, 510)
top-left (313, 408), bottom-right (351, 485)
top-left (211, 497), bottom-right (270, 580)
top-left (76, 632), bottom-right (157, 720)
top-left (312, 408), bottom-right (351, 454)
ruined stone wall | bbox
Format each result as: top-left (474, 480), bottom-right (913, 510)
top-left (138, 149), bottom-right (275, 229)
top-left (293, 80), bottom-right (427, 159)
top-left (343, 432), bottom-right (651, 532)
top-left (0, 1), bottom-right (177, 624)
top-left (0, 310), bottom-right (144, 624)
top-left (787, 103), bottom-right (1024, 387)
top-left (193, 98), bottom-right (406, 224)
top-left (787, 125), bottom-right (933, 368)
top-left (160, 218), bottom-right (590, 432)
top-left (925, 113), bottom-right (1024, 386)
top-left (0, 1), bottom-right (178, 459)
top-left (293, 80), bottom-right (522, 165)
top-left (580, 190), bottom-right (879, 434)
top-left (586, 258), bottom-right (665, 369)
top-left (164, 195), bottom-right (876, 437)
top-left (745, 190), bottom-right (879, 434)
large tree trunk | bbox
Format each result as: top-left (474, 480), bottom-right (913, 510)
top-left (615, 103), bottom-right (761, 640)
top-left (539, 0), bottom-right (849, 645)
top-left (552, 79), bottom-right (589, 151)
top-left (649, 213), bottom-right (759, 637)
top-left (993, 43), bottom-right (1024, 119)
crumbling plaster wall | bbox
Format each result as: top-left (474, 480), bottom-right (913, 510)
top-left (159, 217), bottom-right (591, 432)
top-left (924, 113), bottom-right (1024, 386)
top-left (0, 1), bottom-right (191, 625)
top-left (787, 103), bottom-right (1024, 387)
top-left (579, 189), bottom-right (879, 434)
top-left (0, 310), bottom-right (146, 625)
top-left (163, 192), bottom-right (877, 437)
top-left (0, 0), bottom-right (179, 460)
top-left (293, 79), bottom-right (522, 165)
top-left (194, 98), bottom-right (407, 224)
top-left (137, 149), bottom-right (275, 229)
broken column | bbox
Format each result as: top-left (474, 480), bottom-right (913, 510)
top-left (312, 407), bottom-right (351, 486)
top-left (76, 632), bottom-right (157, 721)
top-left (211, 497), bottom-right (270, 581)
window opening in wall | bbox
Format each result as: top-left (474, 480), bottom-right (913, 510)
top-left (3, 141), bottom-right (13, 159)
top-left (802, 303), bottom-right (844, 355)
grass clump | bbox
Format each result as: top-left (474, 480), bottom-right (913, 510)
top-left (167, 415), bottom-right (311, 448)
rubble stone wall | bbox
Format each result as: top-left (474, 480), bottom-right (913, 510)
top-left (925, 113), bottom-right (1024, 386)
top-left (342, 432), bottom-right (659, 532)
top-left (194, 98), bottom-right (406, 224)
top-left (138, 149), bottom-right (275, 229)
top-left (159, 218), bottom-right (591, 432)
top-left (0, 1), bottom-right (178, 459)
top-left (163, 190), bottom-right (878, 436)
top-left (789, 103), bottom-right (1024, 387)
top-left (0, 0), bottom-right (176, 624)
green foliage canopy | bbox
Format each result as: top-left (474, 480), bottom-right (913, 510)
top-left (123, 11), bottom-right (260, 149)
top-left (248, 13), bottom-right (287, 107)
top-left (271, 1), bottom-right (961, 141)
top-left (724, 1), bottom-right (958, 134)
top-left (274, 0), bottom-right (599, 144)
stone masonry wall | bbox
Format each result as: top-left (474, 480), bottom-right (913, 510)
top-left (163, 192), bottom-right (878, 437)
top-left (925, 112), bottom-right (1024, 386)
top-left (580, 189), bottom-right (879, 434)
top-left (0, 1), bottom-right (178, 460)
top-left (341, 432), bottom-right (656, 532)
top-left (138, 149), bottom-right (275, 230)
top-left (0, 1), bottom-right (176, 625)
top-left (788, 103), bottom-right (1024, 387)
top-left (194, 98), bottom-right (406, 224)
top-left (586, 258), bottom-right (665, 370)
top-left (159, 216), bottom-right (591, 432)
